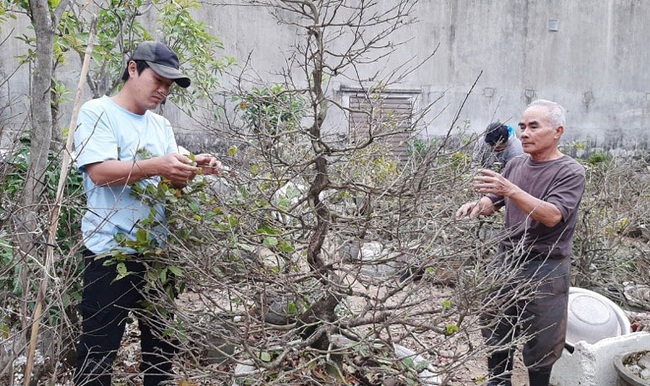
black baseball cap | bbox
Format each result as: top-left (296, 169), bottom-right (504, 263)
top-left (484, 122), bottom-right (509, 146)
top-left (131, 41), bottom-right (191, 88)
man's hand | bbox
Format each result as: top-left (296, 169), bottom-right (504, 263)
top-left (455, 196), bottom-right (495, 219)
top-left (470, 168), bottom-right (563, 227)
top-left (86, 154), bottom-right (197, 187)
top-left (193, 153), bottom-right (224, 175)
top-left (86, 153), bottom-right (224, 188)
top-left (472, 168), bottom-right (519, 197)
top-left (160, 153), bottom-right (200, 187)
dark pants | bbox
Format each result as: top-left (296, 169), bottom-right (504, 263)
top-left (481, 256), bottom-right (570, 386)
top-left (74, 251), bottom-right (177, 386)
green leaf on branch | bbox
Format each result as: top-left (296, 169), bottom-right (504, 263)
top-left (114, 262), bottom-right (130, 282)
top-left (259, 351), bottom-right (272, 362)
top-left (257, 223), bottom-right (279, 235)
top-left (168, 266), bottom-right (183, 277)
top-left (445, 323), bottom-right (459, 335)
top-left (263, 237), bottom-right (278, 248)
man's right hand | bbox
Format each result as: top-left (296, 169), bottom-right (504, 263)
top-left (159, 153), bottom-right (200, 187)
top-left (455, 196), bottom-right (495, 219)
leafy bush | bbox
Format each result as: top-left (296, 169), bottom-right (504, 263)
top-left (0, 137), bottom-right (85, 355)
top-left (587, 150), bottom-right (613, 166)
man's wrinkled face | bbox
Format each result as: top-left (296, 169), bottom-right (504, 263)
top-left (518, 105), bottom-right (560, 157)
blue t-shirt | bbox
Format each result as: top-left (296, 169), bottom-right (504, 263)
top-left (74, 96), bottom-right (179, 254)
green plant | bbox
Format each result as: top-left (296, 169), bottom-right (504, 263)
top-left (0, 139), bottom-right (84, 253)
top-left (239, 84), bottom-right (306, 135)
top-left (111, 152), bottom-right (236, 300)
top-left (0, 1), bottom-right (16, 29)
top-left (0, 236), bottom-right (19, 296)
top-left (159, 0), bottom-right (233, 110)
top-left (406, 137), bottom-right (438, 163)
top-left (346, 143), bottom-right (400, 186)
top-left (587, 150), bottom-right (613, 166)
top-left (573, 157), bottom-right (650, 288)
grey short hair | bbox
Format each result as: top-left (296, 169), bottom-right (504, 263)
top-left (528, 99), bottom-right (566, 127)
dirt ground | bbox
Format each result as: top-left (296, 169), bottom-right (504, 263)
top-left (57, 282), bottom-right (531, 386)
top-left (37, 269), bottom-right (629, 386)
top-left (74, 278), bottom-right (650, 386)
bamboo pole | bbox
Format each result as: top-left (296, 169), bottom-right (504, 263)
top-left (23, 16), bottom-right (97, 386)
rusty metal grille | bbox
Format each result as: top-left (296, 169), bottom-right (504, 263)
top-left (348, 93), bottom-right (414, 161)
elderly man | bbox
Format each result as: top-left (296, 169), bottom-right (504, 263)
top-left (456, 99), bottom-right (586, 386)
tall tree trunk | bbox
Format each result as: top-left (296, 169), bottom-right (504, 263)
top-left (6, 5), bottom-right (56, 381)
top-left (13, 0), bottom-right (55, 279)
top-left (15, 2), bottom-right (72, 383)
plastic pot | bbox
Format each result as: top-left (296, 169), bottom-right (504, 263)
top-left (613, 351), bottom-right (650, 386)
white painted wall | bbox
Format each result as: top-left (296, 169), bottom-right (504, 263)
top-left (1, 1), bottom-right (649, 149)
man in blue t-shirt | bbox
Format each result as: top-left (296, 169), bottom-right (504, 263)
top-left (73, 41), bottom-right (221, 386)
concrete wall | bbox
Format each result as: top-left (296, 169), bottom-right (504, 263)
top-left (207, 0), bottom-right (650, 148)
top-left (0, 15), bottom-right (33, 144)
top-left (2, 0), bottom-right (650, 149)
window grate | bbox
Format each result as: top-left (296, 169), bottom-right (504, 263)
top-left (348, 93), bottom-right (414, 161)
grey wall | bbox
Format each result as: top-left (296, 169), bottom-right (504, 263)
top-left (204, 0), bottom-right (650, 148)
top-left (0, 15), bottom-right (32, 143)
top-left (2, 0), bottom-right (649, 149)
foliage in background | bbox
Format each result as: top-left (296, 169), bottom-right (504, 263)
top-left (573, 157), bottom-right (650, 291)
top-left (0, 1), bottom-right (15, 28)
top-left (0, 138), bottom-right (84, 251)
top-left (8, 0), bottom-right (232, 104)
top-left (407, 138), bottom-right (438, 163)
top-left (239, 84), bottom-right (306, 133)
top-left (159, 0), bottom-right (234, 110)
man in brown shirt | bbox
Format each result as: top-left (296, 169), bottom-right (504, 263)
top-left (456, 99), bottom-right (586, 386)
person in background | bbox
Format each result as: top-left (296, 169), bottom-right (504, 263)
top-left (73, 41), bottom-right (222, 386)
top-left (471, 121), bottom-right (524, 171)
top-left (400, 120), bottom-right (524, 284)
top-left (456, 99), bottom-right (586, 386)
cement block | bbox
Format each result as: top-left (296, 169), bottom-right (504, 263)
top-left (550, 332), bottom-right (650, 386)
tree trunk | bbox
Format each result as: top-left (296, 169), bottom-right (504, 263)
top-left (13, 0), bottom-right (55, 258)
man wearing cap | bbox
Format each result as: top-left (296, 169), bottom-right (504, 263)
top-left (456, 100), bottom-right (586, 386)
top-left (470, 121), bottom-right (524, 171)
top-left (73, 41), bottom-right (220, 386)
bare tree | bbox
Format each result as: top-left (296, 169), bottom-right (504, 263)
top-left (154, 1), bottom-right (544, 385)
